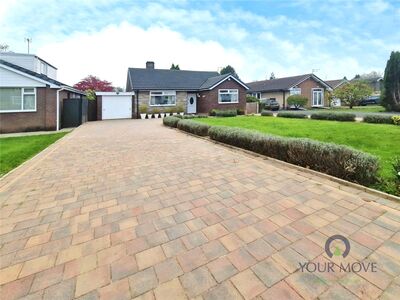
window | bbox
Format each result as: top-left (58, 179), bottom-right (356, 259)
top-left (218, 89), bottom-right (239, 104)
top-left (0, 88), bottom-right (36, 112)
top-left (149, 91), bottom-right (176, 106)
top-left (251, 92), bottom-right (261, 99)
top-left (290, 88), bottom-right (301, 95)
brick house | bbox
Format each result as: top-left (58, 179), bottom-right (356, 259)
top-left (125, 61), bottom-right (248, 116)
top-left (0, 53), bottom-right (85, 133)
top-left (247, 74), bottom-right (332, 108)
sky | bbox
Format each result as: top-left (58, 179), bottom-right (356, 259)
top-left (1, 0), bottom-right (399, 88)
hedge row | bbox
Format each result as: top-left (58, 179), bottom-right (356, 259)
top-left (311, 112), bottom-right (356, 122)
top-left (177, 119), bottom-right (210, 136)
top-left (208, 126), bottom-right (379, 185)
top-left (210, 109), bottom-right (238, 117)
top-left (261, 110), bottom-right (274, 116)
top-left (163, 116), bottom-right (181, 128)
top-left (174, 115), bottom-right (208, 119)
top-left (277, 112), bottom-right (308, 119)
top-left (363, 114), bottom-right (394, 124)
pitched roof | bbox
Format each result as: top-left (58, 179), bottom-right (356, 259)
top-left (127, 68), bottom-right (220, 90)
top-left (247, 74), bottom-right (332, 92)
top-left (0, 59), bottom-right (85, 94)
top-left (199, 74), bottom-right (230, 89)
top-left (325, 79), bottom-right (347, 88)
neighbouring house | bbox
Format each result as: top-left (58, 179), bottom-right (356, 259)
top-left (325, 78), bottom-right (349, 106)
top-left (247, 74), bottom-right (332, 108)
top-left (119, 61), bottom-right (248, 118)
top-left (0, 52), bottom-right (85, 133)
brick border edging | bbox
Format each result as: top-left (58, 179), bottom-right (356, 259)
top-left (169, 127), bottom-right (400, 203)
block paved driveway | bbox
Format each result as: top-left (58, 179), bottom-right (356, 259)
top-left (1, 119), bottom-right (400, 300)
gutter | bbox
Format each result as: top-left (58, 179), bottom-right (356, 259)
top-left (56, 87), bottom-right (66, 131)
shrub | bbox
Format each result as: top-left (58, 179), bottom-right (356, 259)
top-left (261, 110), bottom-right (273, 116)
top-left (176, 104), bottom-right (184, 113)
top-left (277, 112), bottom-right (308, 119)
top-left (246, 95), bottom-right (259, 103)
top-left (287, 95), bottom-right (308, 109)
top-left (209, 109), bottom-right (238, 117)
top-left (363, 114), bottom-right (394, 124)
top-left (392, 115), bottom-right (400, 125)
top-left (237, 109), bottom-right (245, 115)
top-left (311, 112), bottom-right (356, 122)
top-left (163, 116), bottom-right (180, 128)
top-left (139, 104), bottom-right (148, 114)
top-left (208, 126), bottom-right (379, 185)
top-left (176, 115), bottom-right (208, 119)
top-left (177, 120), bottom-right (210, 136)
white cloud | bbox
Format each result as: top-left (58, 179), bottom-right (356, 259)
top-left (37, 22), bottom-right (246, 87)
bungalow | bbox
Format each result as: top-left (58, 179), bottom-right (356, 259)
top-left (325, 78), bottom-right (349, 106)
top-left (0, 52), bottom-right (85, 133)
top-left (247, 74), bottom-right (332, 108)
top-left (122, 61), bottom-right (249, 117)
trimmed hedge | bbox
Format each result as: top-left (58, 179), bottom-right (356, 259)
top-left (363, 114), bottom-right (394, 124)
top-left (210, 109), bottom-right (238, 117)
top-left (277, 112), bottom-right (308, 119)
top-left (392, 116), bottom-right (400, 125)
top-left (208, 126), bottom-right (379, 185)
top-left (177, 120), bottom-right (210, 136)
top-left (261, 110), bottom-right (274, 116)
top-left (310, 112), bottom-right (356, 122)
top-left (163, 116), bottom-right (181, 128)
top-left (175, 115), bottom-right (208, 119)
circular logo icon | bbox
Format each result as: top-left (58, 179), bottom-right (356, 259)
top-left (325, 235), bottom-right (351, 258)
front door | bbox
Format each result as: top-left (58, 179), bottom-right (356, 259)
top-left (187, 93), bottom-right (197, 114)
top-left (312, 89), bottom-right (323, 107)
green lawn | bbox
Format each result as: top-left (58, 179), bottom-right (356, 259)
top-left (197, 116), bottom-right (400, 180)
top-left (314, 105), bottom-right (386, 113)
top-left (0, 132), bottom-right (68, 176)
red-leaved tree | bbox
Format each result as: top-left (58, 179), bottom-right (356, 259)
top-left (73, 75), bottom-right (114, 92)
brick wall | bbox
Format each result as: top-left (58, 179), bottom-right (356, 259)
top-left (198, 79), bottom-right (246, 114)
top-left (138, 91), bottom-right (188, 113)
top-left (297, 78), bottom-right (327, 107)
top-left (0, 87), bottom-right (58, 133)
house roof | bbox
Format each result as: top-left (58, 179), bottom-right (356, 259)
top-left (127, 68), bottom-right (220, 90)
top-left (0, 59), bottom-right (85, 94)
top-left (247, 74), bottom-right (332, 92)
top-left (325, 79), bottom-right (347, 89)
top-left (127, 68), bottom-right (249, 91)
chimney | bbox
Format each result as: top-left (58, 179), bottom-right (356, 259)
top-left (146, 61), bottom-right (155, 69)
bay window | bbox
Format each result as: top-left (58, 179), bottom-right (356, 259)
top-left (218, 89), bottom-right (238, 104)
top-left (0, 87), bottom-right (36, 112)
top-left (149, 91), bottom-right (176, 106)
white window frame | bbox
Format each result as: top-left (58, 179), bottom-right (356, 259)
top-left (312, 88), bottom-right (324, 107)
top-left (218, 89), bottom-right (239, 104)
top-left (0, 87), bottom-right (37, 113)
top-left (289, 88), bottom-right (301, 95)
top-left (149, 90), bottom-right (176, 107)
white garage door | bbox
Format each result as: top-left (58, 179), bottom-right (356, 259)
top-left (102, 96), bottom-right (132, 120)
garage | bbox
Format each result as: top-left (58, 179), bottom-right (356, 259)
top-left (96, 92), bottom-right (135, 120)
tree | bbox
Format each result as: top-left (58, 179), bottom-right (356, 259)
top-left (73, 75), bottom-right (113, 100)
top-left (113, 86), bottom-right (124, 92)
top-left (0, 44), bottom-right (9, 52)
top-left (170, 63), bottom-right (180, 70)
top-left (269, 72), bottom-right (276, 80)
top-left (382, 51), bottom-right (400, 112)
top-left (333, 81), bottom-right (373, 109)
top-left (287, 95), bottom-right (308, 109)
top-left (220, 65), bottom-right (239, 78)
